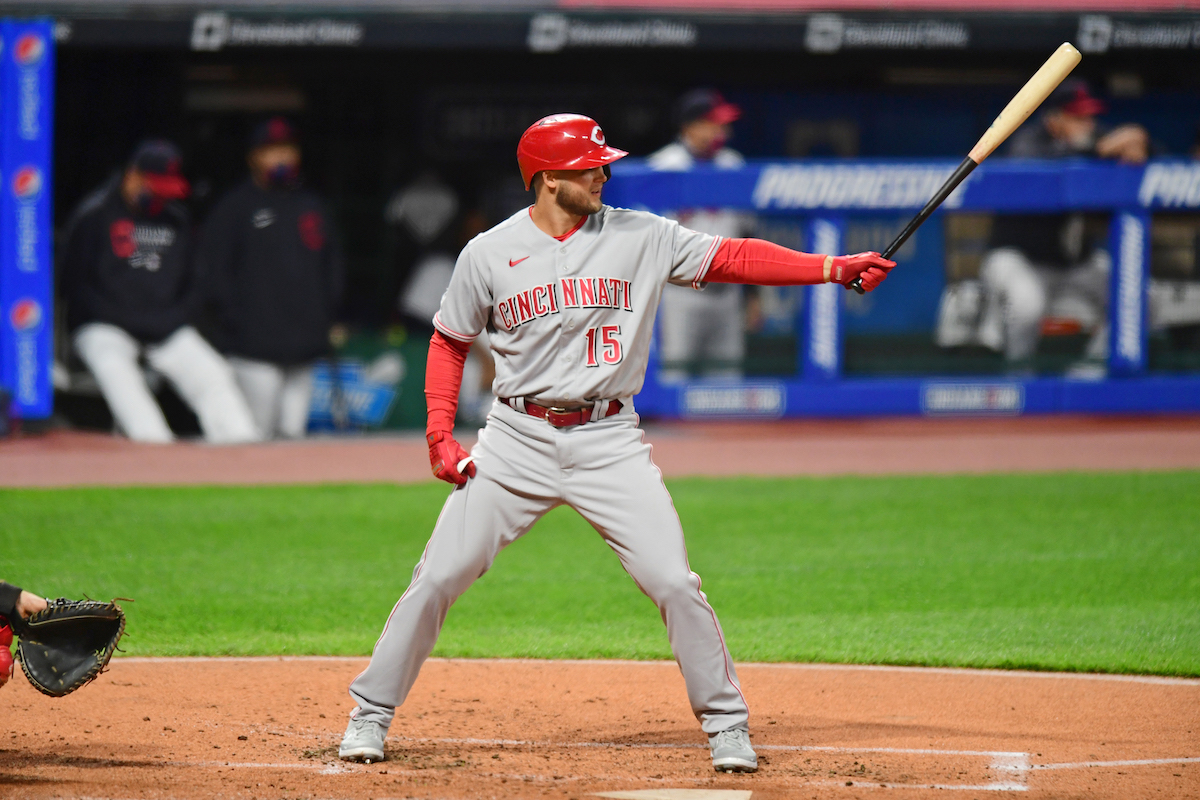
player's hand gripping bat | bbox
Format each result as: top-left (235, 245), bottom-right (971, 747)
top-left (849, 42), bottom-right (1083, 294)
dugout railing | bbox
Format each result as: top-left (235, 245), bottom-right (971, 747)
top-left (603, 158), bottom-right (1200, 419)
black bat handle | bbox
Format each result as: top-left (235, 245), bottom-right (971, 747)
top-left (848, 155), bottom-right (979, 294)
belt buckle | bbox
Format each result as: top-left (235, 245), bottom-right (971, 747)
top-left (546, 406), bottom-right (575, 427)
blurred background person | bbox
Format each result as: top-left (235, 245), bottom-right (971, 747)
top-left (649, 89), bottom-right (757, 382)
top-left (384, 172), bottom-right (494, 425)
top-left (964, 80), bottom-right (1151, 376)
top-left (59, 140), bottom-right (259, 444)
top-left (200, 117), bottom-right (345, 439)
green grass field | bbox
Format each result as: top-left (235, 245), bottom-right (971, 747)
top-left (2, 472), bottom-right (1198, 675)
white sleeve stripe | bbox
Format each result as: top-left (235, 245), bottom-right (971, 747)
top-left (433, 313), bottom-right (477, 343)
top-left (691, 235), bottom-right (723, 290)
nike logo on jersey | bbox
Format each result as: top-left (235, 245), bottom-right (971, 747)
top-left (509, 256), bottom-right (530, 267)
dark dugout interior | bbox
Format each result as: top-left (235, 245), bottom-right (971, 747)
top-left (55, 43), bottom-right (1200, 329)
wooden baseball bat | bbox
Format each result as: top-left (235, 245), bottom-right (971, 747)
top-left (850, 42), bottom-right (1083, 294)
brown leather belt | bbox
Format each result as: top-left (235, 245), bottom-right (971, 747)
top-left (500, 397), bottom-right (623, 428)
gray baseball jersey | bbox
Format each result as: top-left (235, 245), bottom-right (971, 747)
top-left (432, 205), bottom-right (721, 402)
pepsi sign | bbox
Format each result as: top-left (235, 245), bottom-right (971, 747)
top-left (0, 19), bottom-right (54, 418)
top-left (12, 32), bottom-right (43, 66)
top-left (12, 164), bottom-right (40, 200)
top-left (9, 297), bottom-right (41, 332)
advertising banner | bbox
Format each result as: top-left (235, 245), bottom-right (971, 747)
top-left (0, 18), bottom-right (54, 419)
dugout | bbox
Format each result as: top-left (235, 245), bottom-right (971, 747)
top-left (7, 1), bottom-right (1200, 429)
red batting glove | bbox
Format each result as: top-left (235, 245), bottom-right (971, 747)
top-left (0, 623), bottom-right (13, 689)
top-left (830, 251), bottom-right (896, 292)
top-left (426, 430), bottom-right (476, 486)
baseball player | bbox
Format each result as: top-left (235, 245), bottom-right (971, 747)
top-left (649, 89), bottom-right (755, 381)
top-left (339, 114), bottom-right (893, 773)
top-left (200, 117), bottom-right (345, 439)
top-left (0, 581), bottom-right (48, 689)
top-left (60, 140), bottom-right (260, 444)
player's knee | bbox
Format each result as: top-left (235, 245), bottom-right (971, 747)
top-left (418, 560), bottom-right (481, 601)
top-left (640, 570), bottom-right (699, 606)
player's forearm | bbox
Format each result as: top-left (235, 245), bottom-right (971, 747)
top-left (425, 331), bottom-right (472, 434)
top-left (705, 238), bottom-right (832, 286)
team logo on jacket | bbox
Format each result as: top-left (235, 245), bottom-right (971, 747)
top-left (110, 219), bottom-right (137, 258)
top-left (12, 166), bottom-right (42, 201)
top-left (13, 33), bottom-right (45, 67)
top-left (9, 298), bottom-right (42, 332)
top-left (298, 211), bottom-right (325, 250)
top-left (252, 208), bottom-right (276, 229)
top-left (110, 220), bottom-right (176, 271)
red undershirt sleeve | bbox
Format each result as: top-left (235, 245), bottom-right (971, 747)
top-left (705, 237), bottom-right (830, 286)
top-left (425, 331), bottom-right (472, 434)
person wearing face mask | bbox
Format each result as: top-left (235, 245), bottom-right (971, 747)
top-left (648, 89), bottom-right (757, 382)
top-left (59, 140), bottom-right (260, 443)
top-left (199, 117), bottom-right (345, 439)
top-left (964, 80), bottom-right (1152, 376)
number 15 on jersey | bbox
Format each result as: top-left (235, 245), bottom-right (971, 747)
top-left (584, 325), bottom-right (623, 367)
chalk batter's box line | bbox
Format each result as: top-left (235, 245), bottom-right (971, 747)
top-left (114, 656), bottom-right (1200, 687)
top-left (394, 736), bottom-right (1032, 792)
top-left (171, 750), bottom-right (1200, 793)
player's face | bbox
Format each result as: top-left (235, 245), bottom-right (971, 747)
top-left (682, 119), bottom-right (732, 159)
top-left (552, 167), bottom-right (607, 216)
top-left (1046, 110), bottom-right (1096, 150)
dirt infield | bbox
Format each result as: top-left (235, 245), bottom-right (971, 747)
top-left (1, 658), bottom-right (1196, 799)
top-left (2, 415), bottom-right (1200, 487)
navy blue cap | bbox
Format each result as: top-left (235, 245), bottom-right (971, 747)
top-left (250, 116), bottom-right (299, 150)
top-left (128, 139), bottom-right (189, 198)
top-left (675, 89), bottom-right (741, 129)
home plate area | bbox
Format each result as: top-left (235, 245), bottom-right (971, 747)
top-left (0, 658), bottom-right (1195, 799)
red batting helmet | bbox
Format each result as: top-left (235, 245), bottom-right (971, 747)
top-left (517, 114), bottom-right (628, 190)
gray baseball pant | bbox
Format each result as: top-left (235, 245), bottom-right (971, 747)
top-left (348, 399), bottom-right (750, 735)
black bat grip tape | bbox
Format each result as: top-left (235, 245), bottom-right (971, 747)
top-left (848, 156), bottom-right (978, 294)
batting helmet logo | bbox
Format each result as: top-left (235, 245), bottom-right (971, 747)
top-left (12, 166), bottom-right (42, 201)
top-left (13, 33), bottom-right (45, 67)
top-left (9, 298), bottom-right (42, 332)
top-left (516, 114), bottom-right (628, 190)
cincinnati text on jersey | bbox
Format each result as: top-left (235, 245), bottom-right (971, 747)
top-left (496, 277), bottom-right (634, 331)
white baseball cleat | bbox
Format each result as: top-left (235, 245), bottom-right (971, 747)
top-left (339, 714), bottom-right (387, 763)
top-left (709, 727), bottom-right (758, 773)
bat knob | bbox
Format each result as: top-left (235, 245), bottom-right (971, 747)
top-left (849, 278), bottom-right (865, 295)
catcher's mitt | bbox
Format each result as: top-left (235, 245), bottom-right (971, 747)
top-left (10, 599), bottom-right (125, 697)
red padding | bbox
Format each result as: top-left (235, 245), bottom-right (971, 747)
top-left (706, 237), bottom-right (828, 286)
top-left (425, 331), bottom-right (472, 435)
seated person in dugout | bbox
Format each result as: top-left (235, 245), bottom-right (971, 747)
top-left (937, 80), bottom-right (1152, 376)
top-left (60, 140), bottom-right (260, 443)
top-left (199, 117), bottom-right (345, 440)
